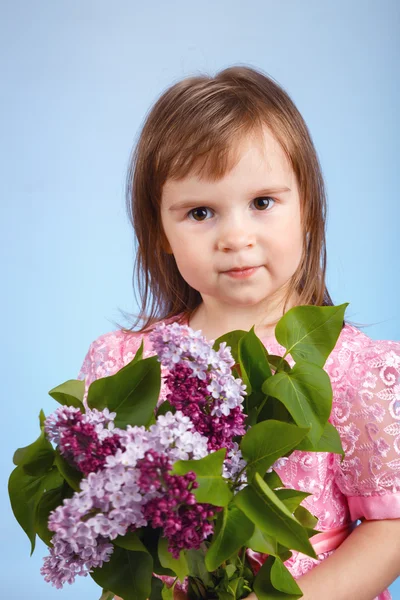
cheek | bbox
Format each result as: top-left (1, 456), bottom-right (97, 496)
top-left (268, 225), bottom-right (304, 273)
top-left (173, 245), bottom-right (207, 280)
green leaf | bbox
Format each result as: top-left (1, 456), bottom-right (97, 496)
top-left (271, 557), bottom-right (302, 596)
top-left (140, 527), bottom-right (175, 576)
top-left (8, 465), bottom-right (63, 554)
top-left (185, 549), bottom-right (214, 587)
top-left (87, 356), bottom-right (161, 428)
top-left (171, 449), bottom-right (233, 506)
top-left (156, 400), bottom-right (176, 417)
top-left (132, 339), bottom-right (144, 364)
top-left (213, 330), bottom-right (248, 363)
top-left (205, 505), bottom-right (254, 571)
top-left (91, 545), bottom-right (153, 600)
top-left (293, 505), bottom-right (319, 530)
top-left (227, 576), bottom-right (244, 598)
top-left (254, 555), bottom-right (302, 599)
top-left (147, 413), bottom-right (157, 427)
top-left (240, 420), bottom-right (309, 481)
top-left (13, 411), bottom-right (54, 470)
top-left (158, 537), bottom-right (189, 582)
top-left (245, 406), bottom-right (259, 427)
top-left (247, 526), bottom-right (277, 555)
top-left (13, 431), bottom-right (55, 476)
top-left (54, 449), bottom-right (82, 491)
top-left (99, 590), bottom-right (115, 600)
top-left (39, 409), bottom-right (46, 428)
top-left (267, 356), bottom-right (291, 374)
top-left (274, 489), bottom-right (311, 514)
top-left (275, 303), bottom-right (349, 368)
top-left (295, 421), bottom-right (345, 456)
top-left (35, 484), bottom-right (66, 545)
top-left (263, 471), bottom-right (284, 490)
top-left (254, 556), bottom-right (303, 600)
top-left (48, 379), bottom-right (85, 408)
top-left (217, 591), bottom-right (235, 600)
top-left (226, 564), bottom-right (237, 579)
top-left (161, 582), bottom-right (174, 600)
top-left (262, 361), bottom-right (332, 446)
top-left (114, 531), bottom-right (149, 552)
top-left (234, 474), bottom-right (316, 558)
top-left (238, 327), bottom-right (273, 396)
top-left (149, 575), bottom-right (164, 600)
top-left (276, 547), bottom-right (293, 563)
top-left (149, 576), bottom-right (164, 600)
top-left (255, 396), bottom-right (294, 427)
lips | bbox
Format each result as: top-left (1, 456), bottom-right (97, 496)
top-left (223, 265), bottom-right (260, 279)
top-left (224, 265), bottom-right (257, 272)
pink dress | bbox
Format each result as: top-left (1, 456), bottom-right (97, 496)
top-left (77, 316), bottom-right (400, 599)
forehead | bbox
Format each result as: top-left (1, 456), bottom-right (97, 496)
top-left (162, 125), bottom-right (295, 201)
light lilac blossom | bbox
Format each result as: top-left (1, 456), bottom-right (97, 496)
top-left (41, 323), bottom-right (259, 589)
top-left (150, 322), bottom-right (247, 453)
top-left (41, 409), bottom-right (210, 588)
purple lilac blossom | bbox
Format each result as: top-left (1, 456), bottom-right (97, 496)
top-left (44, 406), bottom-right (123, 475)
top-left (41, 323), bottom-right (269, 589)
top-left (150, 323), bottom-right (285, 487)
top-left (41, 410), bottom-right (210, 588)
top-left (149, 322), bottom-right (247, 454)
top-left (138, 449), bottom-right (220, 558)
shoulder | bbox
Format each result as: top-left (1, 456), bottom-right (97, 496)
top-left (329, 322), bottom-right (400, 365)
top-left (82, 328), bottom-right (151, 372)
top-left (339, 323), bottom-right (400, 370)
top-left (334, 324), bottom-right (400, 414)
top-left (79, 313), bottom-right (185, 378)
top-left (321, 324), bottom-right (400, 396)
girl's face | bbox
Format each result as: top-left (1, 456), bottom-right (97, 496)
top-left (160, 127), bottom-right (304, 320)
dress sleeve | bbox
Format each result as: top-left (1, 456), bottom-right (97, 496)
top-left (333, 339), bottom-right (400, 521)
top-left (76, 332), bottom-right (126, 405)
top-left (76, 340), bottom-right (95, 406)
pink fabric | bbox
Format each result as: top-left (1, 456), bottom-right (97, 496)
top-left (246, 521), bottom-right (356, 574)
top-left (348, 491), bottom-right (400, 521)
top-left (309, 521), bottom-right (357, 555)
top-left (77, 315), bottom-right (400, 598)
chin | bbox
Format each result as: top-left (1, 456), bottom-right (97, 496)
top-left (224, 294), bottom-right (268, 307)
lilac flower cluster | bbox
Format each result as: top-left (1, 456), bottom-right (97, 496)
top-left (44, 406), bottom-right (123, 475)
top-left (151, 323), bottom-right (284, 488)
top-left (150, 322), bottom-right (247, 454)
top-left (139, 449), bottom-right (220, 558)
top-left (41, 323), bottom-right (253, 589)
top-left (41, 409), bottom-right (211, 588)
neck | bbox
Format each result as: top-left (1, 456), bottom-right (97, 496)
top-left (187, 293), bottom-right (298, 342)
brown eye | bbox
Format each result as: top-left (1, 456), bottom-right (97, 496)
top-left (188, 207), bottom-right (212, 221)
top-left (253, 197), bottom-right (275, 210)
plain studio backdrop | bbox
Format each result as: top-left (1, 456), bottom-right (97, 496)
top-left (1, 1), bottom-right (399, 598)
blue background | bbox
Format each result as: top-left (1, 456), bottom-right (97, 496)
top-left (1, 1), bottom-right (399, 598)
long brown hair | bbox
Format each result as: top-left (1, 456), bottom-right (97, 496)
top-left (118, 65), bottom-right (366, 334)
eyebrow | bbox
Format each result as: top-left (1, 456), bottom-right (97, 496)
top-left (168, 186), bottom-right (291, 211)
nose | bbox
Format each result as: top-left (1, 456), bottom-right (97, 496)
top-left (216, 215), bottom-right (256, 252)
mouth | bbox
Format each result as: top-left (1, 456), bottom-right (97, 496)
top-left (224, 265), bottom-right (258, 272)
top-left (223, 266), bottom-right (260, 278)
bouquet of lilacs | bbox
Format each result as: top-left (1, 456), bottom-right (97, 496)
top-left (9, 304), bottom-right (348, 600)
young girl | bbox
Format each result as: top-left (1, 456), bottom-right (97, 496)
top-left (77, 65), bottom-right (400, 600)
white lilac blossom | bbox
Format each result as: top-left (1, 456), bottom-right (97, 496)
top-left (223, 442), bottom-right (248, 490)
